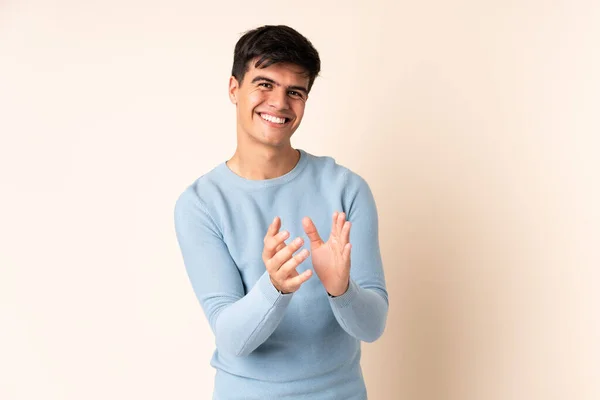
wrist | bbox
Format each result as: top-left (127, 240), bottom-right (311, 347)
top-left (327, 279), bottom-right (350, 297)
top-left (270, 276), bottom-right (289, 294)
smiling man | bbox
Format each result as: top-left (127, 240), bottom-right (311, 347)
top-left (174, 25), bottom-right (389, 400)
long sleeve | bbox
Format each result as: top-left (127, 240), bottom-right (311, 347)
top-left (328, 173), bottom-right (389, 342)
top-left (174, 187), bottom-right (293, 357)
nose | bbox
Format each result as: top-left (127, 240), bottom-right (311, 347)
top-left (267, 88), bottom-right (290, 110)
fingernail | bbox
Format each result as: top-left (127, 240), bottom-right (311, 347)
top-left (295, 237), bottom-right (303, 245)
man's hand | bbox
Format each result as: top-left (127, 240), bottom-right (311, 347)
top-left (302, 211), bottom-right (352, 297)
top-left (262, 216), bottom-right (312, 294)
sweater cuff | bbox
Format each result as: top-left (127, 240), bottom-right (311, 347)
top-left (329, 278), bottom-right (359, 308)
top-left (257, 271), bottom-right (293, 304)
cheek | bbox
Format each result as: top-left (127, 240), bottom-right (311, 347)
top-left (293, 103), bottom-right (306, 120)
top-left (246, 90), bottom-right (267, 111)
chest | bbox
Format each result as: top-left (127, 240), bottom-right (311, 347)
top-left (220, 188), bottom-right (344, 290)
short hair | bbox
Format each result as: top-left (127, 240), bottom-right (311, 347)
top-left (231, 25), bottom-right (321, 92)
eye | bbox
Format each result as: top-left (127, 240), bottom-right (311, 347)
top-left (258, 82), bottom-right (272, 88)
top-left (288, 91), bottom-right (304, 99)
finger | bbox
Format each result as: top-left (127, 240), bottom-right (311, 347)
top-left (265, 216), bottom-right (280, 239)
top-left (278, 248), bottom-right (310, 278)
top-left (263, 229), bottom-right (290, 266)
top-left (270, 237), bottom-right (304, 271)
top-left (331, 212), bottom-right (338, 236)
top-left (343, 243), bottom-right (352, 262)
top-left (341, 221), bottom-right (351, 245)
top-left (263, 216), bottom-right (282, 249)
top-left (275, 241), bottom-right (286, 253)
top-left (269, 230), bottom-right (290, 250)
top-left (337, 212), bottom-right (346, 234)
top-left (302, 217), bottom-right (323, 246)
top-left (285, 269), bottom-right (312, 291)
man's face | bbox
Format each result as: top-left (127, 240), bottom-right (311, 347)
top-left (229, 59), bottom-right (310, 148)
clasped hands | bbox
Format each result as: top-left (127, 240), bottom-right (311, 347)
top-left (262, 212), bottom-right (352, 297)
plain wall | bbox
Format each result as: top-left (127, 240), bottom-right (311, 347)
top-left (1, 1), bottom-right (598, 399)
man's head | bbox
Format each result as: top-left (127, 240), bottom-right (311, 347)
top-left (228, 25), bottom-right (321, 149)
top-left (231, 25), bottom-right (321, 92)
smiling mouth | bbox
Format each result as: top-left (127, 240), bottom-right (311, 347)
top-left (258, 112), bottom-right (291, 125)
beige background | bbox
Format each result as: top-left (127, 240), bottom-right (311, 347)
top-left (1, 1), bottom-right (599, 399)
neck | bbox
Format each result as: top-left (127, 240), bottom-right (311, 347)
top-left (227, 145), bottom-right (300, 180)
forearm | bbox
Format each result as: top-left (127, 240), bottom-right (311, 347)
top-left (175, 189), bottom-right (293, 357)
top-left (206, 271), bottom-right (293, 357)
top-left (329, 278), bottom-right (388, 342)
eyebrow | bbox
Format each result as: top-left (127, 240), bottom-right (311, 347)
top-left (251, 76), bottom-right (308, 95)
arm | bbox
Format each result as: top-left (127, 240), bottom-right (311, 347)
top-left (174, 187), bottom-right (293, 357)
top-left (329, 173), bottom-right (388, 342)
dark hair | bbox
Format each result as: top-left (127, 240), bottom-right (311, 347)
top-left (231, 25), bottom-right (321, 92)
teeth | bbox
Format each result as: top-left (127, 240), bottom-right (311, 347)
top-left (260, 113), bottom-right (286, 124)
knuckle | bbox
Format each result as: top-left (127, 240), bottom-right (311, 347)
top-left (265, 259), bottom-right (274, 272)
top-left (282, 260), bottom-right (295, 272)
top-left (295, 250), bottom-right (307, 261)
top-left (271, 252), bottom-right (282, 265)
top-left (278, 248), bottom-right (290, 260)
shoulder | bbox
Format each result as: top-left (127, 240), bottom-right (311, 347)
top-left (177, 162), bottom-right (226, 200)
top-left (174, 165), bottom-right (225, 228)
top-left (303, 150), bottom-right (370, 194)
top-left (301, 150), bottom-right (356, 187)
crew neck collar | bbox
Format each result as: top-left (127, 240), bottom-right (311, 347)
top-left (217, 149), bottom-right (309, 189)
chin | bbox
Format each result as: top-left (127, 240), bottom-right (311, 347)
top-left (251, 133), bottom-right (289, 148)
top-left (261, 137), bottom-right (292, 148)
top-left (255, 129), bottom-right (295, 145)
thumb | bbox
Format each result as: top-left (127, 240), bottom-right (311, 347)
top-left (302, 217), bottom-right (323, 247)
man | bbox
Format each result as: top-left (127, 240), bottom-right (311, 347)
top-left (174, 25), bottom-right (388, 400)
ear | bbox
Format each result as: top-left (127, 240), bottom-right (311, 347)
top-left (228, 76), bottom-right (239, 104)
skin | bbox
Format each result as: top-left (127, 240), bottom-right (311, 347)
top-left (228, 58), bottom-right (351, 296)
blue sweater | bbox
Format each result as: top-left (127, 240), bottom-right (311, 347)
top-left (174, 149), bottom-right (388, 399)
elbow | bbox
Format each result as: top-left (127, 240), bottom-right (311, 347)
top-left (214, 319), bottom-right (259, 357)
top-left (361, 321), bottom-right (387, 343)
top-left (211, 308), bottom-right (268, 358)
top-left (234, 349), bottom-right (252, 357)
top-left (232, 343), bottom-right (255, 357)
top-left (360, 308), bottom-right (388, 343)
top-left (215, 333), bottom-right (256, 357)
top-left (210, 308), bottom-right (255, 357)
top-left (230, 347), bottom-right (253, 358)
top-left (365, 297), bottom-right (388, 343)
